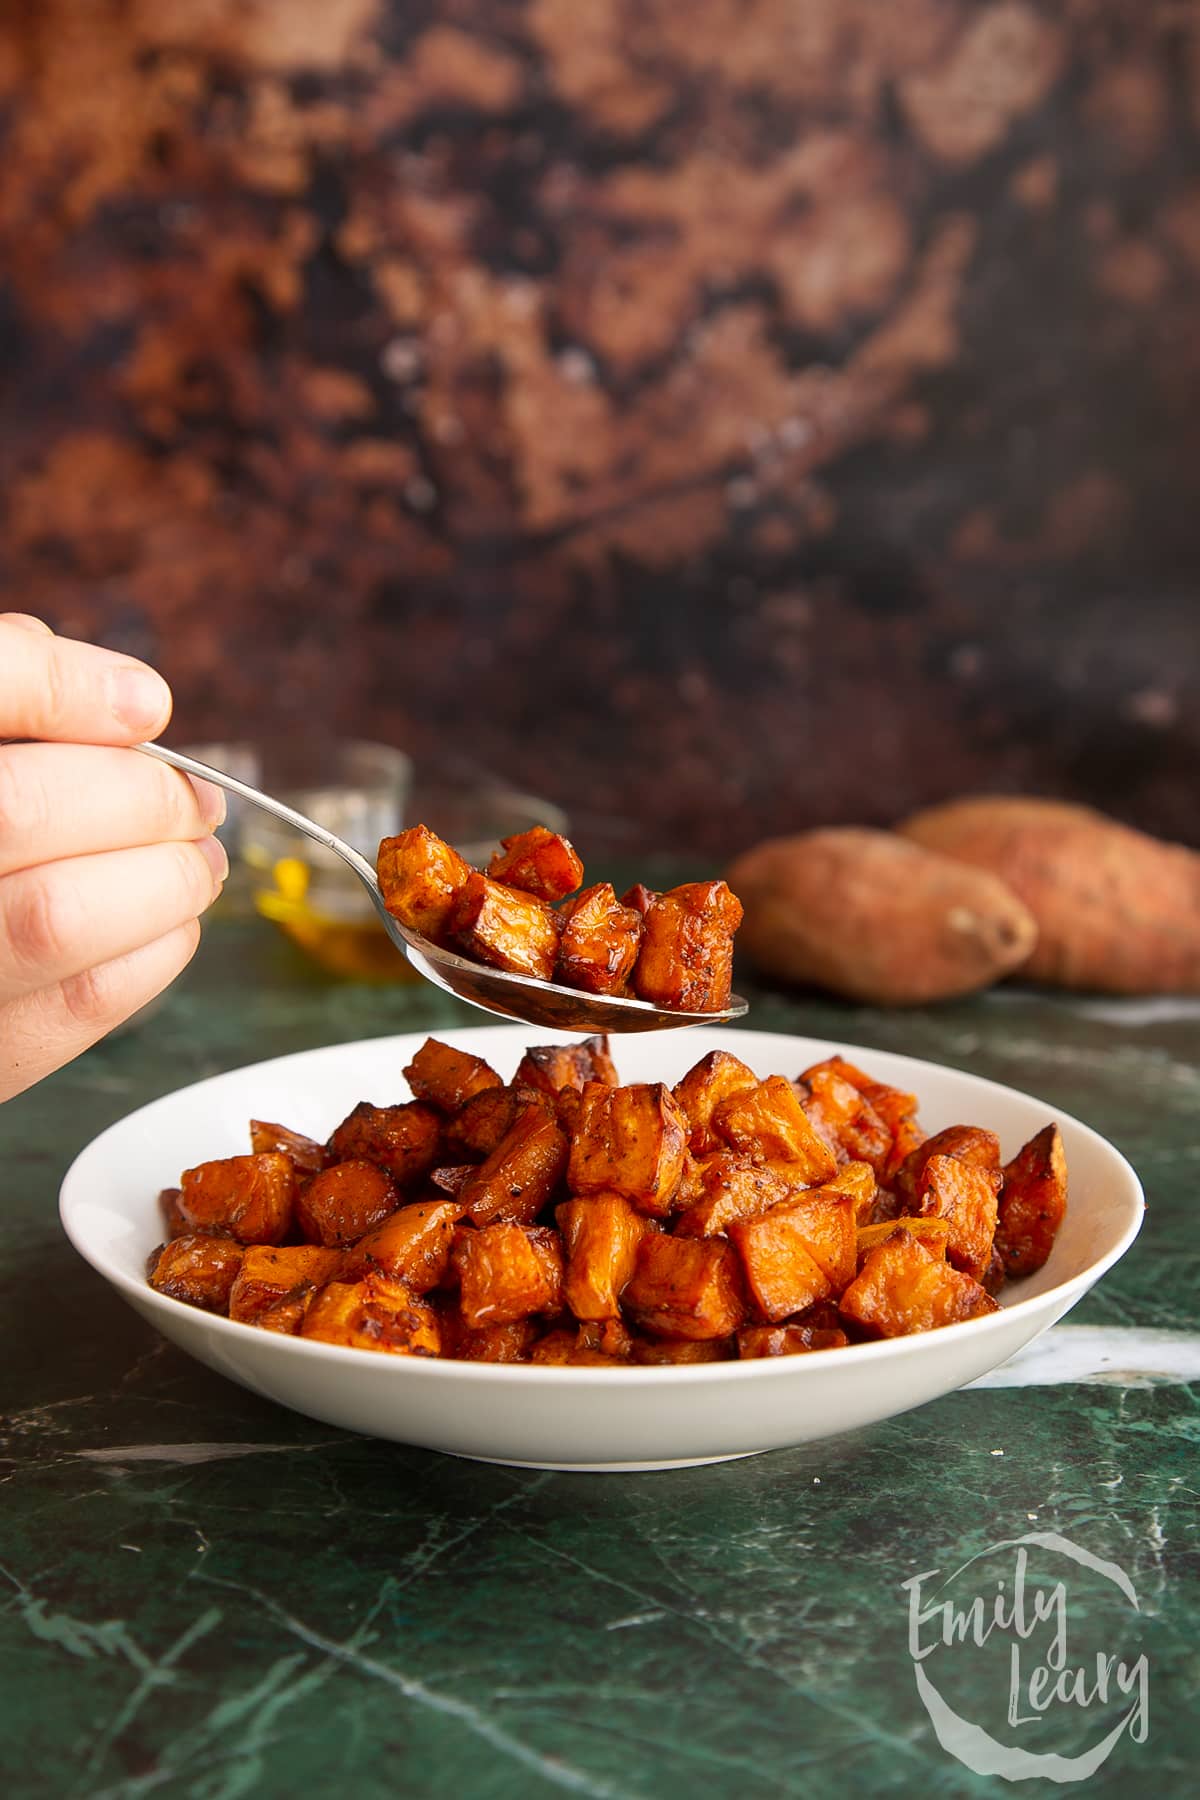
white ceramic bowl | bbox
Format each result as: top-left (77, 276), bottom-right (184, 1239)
top-left (59, 1027), bottom-right (1144, 1471)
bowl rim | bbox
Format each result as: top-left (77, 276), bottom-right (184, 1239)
top-left (59, 1026), bottom-right (1145, 1386)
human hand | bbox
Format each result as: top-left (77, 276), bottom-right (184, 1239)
top-left (0, 614), bottom-right (227, 1103)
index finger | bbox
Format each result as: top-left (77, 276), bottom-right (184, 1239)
top-left (0, 615), bottom-right (173, 745)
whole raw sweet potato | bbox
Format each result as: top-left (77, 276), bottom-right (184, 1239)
top-left (899, 797), bottom-right (1200, 993)
top-left (726, 828), bottom-right (1037, 1006)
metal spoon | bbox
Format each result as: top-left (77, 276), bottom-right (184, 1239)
top-left (139, 742), bottom-right (748, 1034)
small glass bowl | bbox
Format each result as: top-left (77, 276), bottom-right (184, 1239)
top-left (202, 740), bottom-right (569, 982)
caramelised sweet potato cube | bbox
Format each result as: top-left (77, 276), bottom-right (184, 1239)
top-left (737, 1322), bottom-right (850, 1357)
top-left (228, 1245), bottom-right (343, 1325)
top-left (556, 1193), bottom-right (645, 1319)
top-left (996, 1123), bottom-right (1067, 1279)
top-left (459, 1103), bottom-right (569, 1227)
top-left (377, 824), bottom-right (473, 941)
top-left (799, 1069), bottom-right (891, 1175)
top-left (158, 1187), bottom-right (189, 1238)
top-left (454, 1222), bottom-right (565, 1328)
top-left (339, 1197), bottom-right (462, 1291)
top-left (249, 1120), bottom-right (328, 1175)
top-left (817, 1160), bottom-right (877, 1225)
top-left (429, 1164), bottom-right (474, 1197)
top-left (514, 1035), bottom-right (618, 1097)
top-left (632, 880), bottom-right (744, 1012)
top-left (856, 1216), bottom-right (952, 1262)
top-left (713, 1076), bottom-right (837, 1183)
top-left (916, 1153), bottom-right (1000, 1281)
top-left (402, 1037), bottom-right (503, 1113)
top-left (620, 883), bottom-right (659, 918)
top-left (448, 872), bottom-right (562, 981)
top-left (301, 1275), bottom-right (442, 1355)
top-left (625, 1235), bottom-right (747, 1340)
top-left (147, 1235), bottom-right (244, 1311)
top-left (671, 1050), bottom-right (759, 1155)
top-left (445, 1086), bottom-right (524, 1158)
top-left (556, 884), bottom-right (643, 995)
top-left (839, 1229), bottom-right (1000, 1338)
top-left (178, 1153), bottom-right (297, 1245)
top-left (674, 1152), bottom-right (802, 1238)
top-left (326, 1100), bottom-right (439, 1188)
top-left (729, 1193), bottom-right (857, 1322)
top-left (568, 1081), bottom-right (688, 1217)
top-left (894, 1125), bottom-right (1002, 1206)
top-left (529, 1327), bottom-right (627, 1365)
top-left (447, 1317), bottom-right (537, 1362)
top-left (487, 826), bottom-right (584, 903)
top-left (630, 1335), bottom-right (734, 1364)
top-left (803, 1056), bottom-right (923, 1179)
top-left (296, 1160), bottom-right (398, 1248)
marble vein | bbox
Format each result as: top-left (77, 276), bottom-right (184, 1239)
top-left (968, 1325), bottom-right (1200, 1389)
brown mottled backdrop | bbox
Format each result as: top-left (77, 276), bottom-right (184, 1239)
top-left (1, 0), bottom-right (1197, 856)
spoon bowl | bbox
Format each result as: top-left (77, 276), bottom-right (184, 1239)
top-left (140, 741), bottom-right (748, 1033)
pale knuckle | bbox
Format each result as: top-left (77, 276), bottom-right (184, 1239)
top-left (57, 960), bottom-right (125, 1030)
top-left (7, 873), bottom-right (82, 973)
top-left (172, 840), bottom-right (216, 912)
top-left (0, 752), bottom-right (41, 847)
top-left (40, 643), bottom-right (74, 737)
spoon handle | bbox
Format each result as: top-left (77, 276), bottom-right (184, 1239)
top-left (135, 741), bottom-right (382, 893)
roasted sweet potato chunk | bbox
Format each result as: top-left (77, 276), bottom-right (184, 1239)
top-left (730, 1193), bottom-right (856, 1322)
top-left (737, 1323), bottom-right (849, 1357)
top-left (894, 1125), bottom-right (1002, 1205)
top-left (326, 1100), bottom-right (439, 1188)
top-left (632, 880), bottom-right (743, 1012)
top-left (803, 1056), bottom-right (923, 1178)
top-left (672, 1050), bottom-right (759, 1155)
top-left (530, 1328), bottom-right (626, 1365)
top-left (249, 1120), bottom-right (328, 1175)
top-left (487, 826), bottom-right (584, 903)
top-left (448, 1318), bottom-right (537, 1362)
top-left (158, 1187), bottom-right (189, 1238)
top-left (402, 1038), bottom-right (503, 1113)
top-left (377, 825), bottom-right (473, 940)
top-left (556, 884), bottom-right (643, 994)
top-left (568, 1081), bottom-right (688, 1216)
top-left (856, 1216), bottom-right (952, 1262)
top-left (996, 1123), bottom-right (1068, 1278)
top-left (674, 1152), bottom-right (802, 1238)
top-left (459, 1104), bottom-right (569, 1227)
top-left (514, 1035), bottom-right (618, 1097)
top-left (839, 1230), bottom-right (999, 1337)
top-left (713, 1076), bottom-right (837, 1182)
top-left (620, 883), bottom-right (660, 918)
top-left (454, 1223), bottom-right (565, 1328)
top-left (799, 1069), bottom-right (891, 1174)
top-left (148, 1235), bottom-right (244, 1311)
top-left (301, 1275), bottom-right (442, 1354)
top-left (228, 1245), bottom-right (342, 1325)
top-left (178, 1153), bottom-right (296, 1245)
top-left (624, 1234), bottom-right (747, 1339)
top-left (296, 1160), bottom-right (398, 1248)
top-left (339, 1197), bottom-right (462, 1290)
top-left (448, 871), bottom-right (562, 980)
top-left (556, 1193), bottom-right (645, 1319)
top-left (630, 1335), bottom-right (734, 1363)
top-left (444, 1085), bottom-right (525, 1158)
top-left (916, 1153), bottom-right (1000, 1281)
top-left (817, 1160), bottom-right (877, 1224)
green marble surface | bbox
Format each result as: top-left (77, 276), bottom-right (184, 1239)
top-left (1, 910), bottom-right (1197, 1797)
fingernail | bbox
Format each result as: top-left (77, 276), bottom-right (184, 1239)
top-left (112, 665), bottom-right (172, 733)
top-left (190, 777), bottom-right (227, 832)
top-left (195, 834), bottom-right (230, 888)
